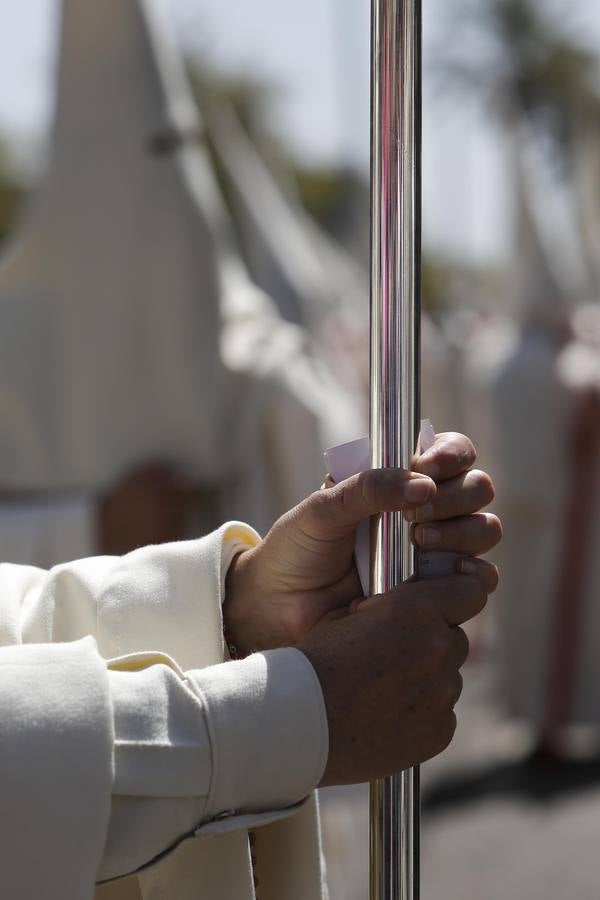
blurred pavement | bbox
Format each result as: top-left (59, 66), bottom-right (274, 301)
top-left (320, 654), bottom-right (600, 900)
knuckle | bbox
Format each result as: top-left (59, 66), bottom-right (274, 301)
top-left (417, 600), bottom-right (443, 632)
top-left (453, 627), bottom-right (470, 665)
top-left (456, 580), bottom-right (486, 620)
top-left (460, 576), bottom-right (481, 605)
top-left (310, 476), bottom-right (360, 524)
top-left (467, 469), bottom-right (495, 505)
top-left (416, 593), bottom-right (439, 621)
top-left (335, 485), bottom-right (354, 522)
top-left (473, 584), bottom-right (488, 616)
top-left (483, 561), bottom-right (500, 593)
top-left (380, 598), bottom-right (404, 625)
top-left (463, 441), bottom-right (477, 468)
top-left (447, 433), bottom-right (477, 467)
top-left (427, 711), bottom-right (458, 760)
top-left (455, 672), bottom-right (464, 704)
top-left (308, 486), bottom-right (329, 510)
top-left (397, 586), bottom-right (438, 623)
top-left (490, 563), bottom-right (500, 592)
top-left (442, 711), bottom-right (458, 748)
top-left (486, 513), bottom-right (503, 543)
top-left (427, 628), bottom-right (453, 669)
top-left (304, 489), bottom-right (333, 524)
top-left (441, 672), bottom-right (463, 709)
top-left (471, 574), bottom-right (487, 600)
top-left (356, 470), bottom-right (376, 508)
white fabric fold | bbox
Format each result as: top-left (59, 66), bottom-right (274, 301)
top-left (195, 648), bottom-right (329, 818)
top-left (100, 647), bottom-right (328, 881)
top-left (0, 637), bottom-right (113, 900)
top-left (0, 524), bottom-right (328, 896)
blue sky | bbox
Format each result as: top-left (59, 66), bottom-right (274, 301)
top-left (1, 0), bottom-right (598, 263)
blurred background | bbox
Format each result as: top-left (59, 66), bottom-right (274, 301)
top-left (1, 0), bottom-right (600, 897)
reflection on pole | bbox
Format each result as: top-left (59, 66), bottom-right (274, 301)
top-left (369, 1), bottom-right (422, 899)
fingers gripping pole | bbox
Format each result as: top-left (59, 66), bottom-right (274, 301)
top-left (370, 1), bottom-right (422, 899)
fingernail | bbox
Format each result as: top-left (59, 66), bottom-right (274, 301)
top-left (416, 525), bottom-right (442, 546)
top-left (404, 508), bottom-right (417, 522)
top-left (405, 477), bottom-right (434, 505)
top-left (458, 558), bottom-right (478, 576)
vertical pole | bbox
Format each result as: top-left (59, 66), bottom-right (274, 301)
top-left (369, 1), bottom-right (422, 899)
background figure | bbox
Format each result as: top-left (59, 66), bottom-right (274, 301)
top-left (490, 307), bottom-right (572, 745)
top-left (0, 0), bottom-right (362, 563)
top-left (547, 305), bottom-right (600, 743)
top-left (2, 0), bottom-right (600, 898)
top-left (486, 298), bottom-right (600, 758)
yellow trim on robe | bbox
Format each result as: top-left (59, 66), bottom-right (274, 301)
top-left (223, 525), bottom-right (260, 549)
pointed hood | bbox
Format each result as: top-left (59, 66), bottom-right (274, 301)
top-left (0, 0), bottom-right (238, 490)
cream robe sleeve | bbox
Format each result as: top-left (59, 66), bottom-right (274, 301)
top-left (0, 523), bottom-right (329, 889)
top-left (0, 636), bottom-right (113, 900)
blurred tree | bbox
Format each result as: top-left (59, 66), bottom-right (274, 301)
top-left (186, 61), bottom-right (368, 248)
top-left (438, 0), bottom-right (599, 156)
top-left (436, 0), bottom-right (600, 303)
top-left (422, 253), bottom-right (506, 314)
top-left (188, 58), bottom-right (506, 315)
top-left (187, 64), bottom-right (280, 148)
top-left (0, 139), bottom-right (23, 245)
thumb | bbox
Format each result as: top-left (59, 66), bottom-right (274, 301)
top-left (304, 468), bottom-right (436, 536)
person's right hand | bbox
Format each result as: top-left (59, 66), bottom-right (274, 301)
top-left (298, 568), bottom-right (491, 786)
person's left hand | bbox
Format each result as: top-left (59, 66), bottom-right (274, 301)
top-left (225, 432), bottom-right (501, 654)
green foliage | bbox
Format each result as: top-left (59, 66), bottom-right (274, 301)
top-left (0, 140), bottom-right (23, 244)
top-left (0, 183), bottom-right (22, 244)
top-left (492, 0), bottom-right (597, 145)
top-left (436, 0), bottom-right (600, 156)
top-left (186, 58), bottom-right (369, 237)
top-left (294, 166), bottom-right (368, 233)
top-left (422, 253), bottom-right (505, 315)
top-left (294, 167), bottom-right (347, 221)
top-left (187, 62), bottom-right (281, 146)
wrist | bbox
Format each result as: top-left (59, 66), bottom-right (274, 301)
top-left (223, 548), bottom-right (261, 655)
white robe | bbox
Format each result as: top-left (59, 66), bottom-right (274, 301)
top-left (490, 329), bottom-right (600, 726)
top-left (0, 524), bottom-right (328, 900)
top-left (0, 0), bottom-right (362, 541)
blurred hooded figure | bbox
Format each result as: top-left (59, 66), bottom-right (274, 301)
top-left (0, 0), bottom-right (361, 565)
top-left (0, 0), bottom-right (368, 897)
top-left (546, 303), bottom-right (600, 743)
top-left (487, 169), bottom-right (600, 755)
top-left (490, 303), bottom-right (571, 743)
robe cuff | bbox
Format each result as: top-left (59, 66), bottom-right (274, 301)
top-left (219, 522), bottom-right (261, 599)
top-left (97, 522), bottom-right (261, 670)
top-left (190, 647), bottom-right (328, 818)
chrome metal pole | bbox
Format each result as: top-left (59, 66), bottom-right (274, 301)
top-left (369, 1), bottom-right (422, 899)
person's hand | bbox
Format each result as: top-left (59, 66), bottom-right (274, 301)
top-left (406, 433), bottom-right (501, 557)
top-left (298, 571), bottom-right (487, 784)
top-left (225, 432), bottom-right (501, 653)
